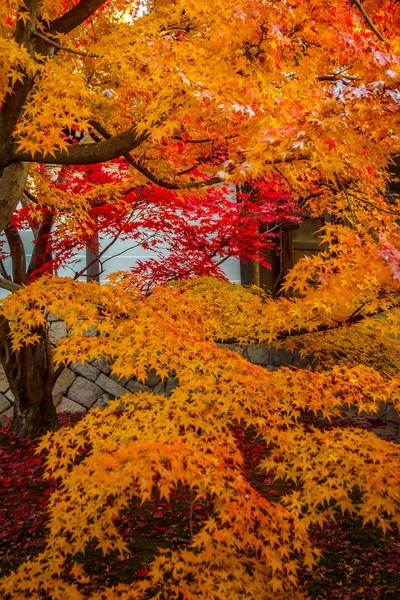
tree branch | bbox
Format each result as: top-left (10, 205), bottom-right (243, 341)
top-left (276, 305), bottom-right (399, 340)
top-left (218, 303), bottom-right (400, 345)
top-left (322, 182), bottom-right (400, 216)
top-left (89, 120), bottom-right (224, 189)
top-left (352, 192), bottom-right (400, 216)
top-left (47, 0), bottom-right (106, 36)
top-left (73, 188), bottom-right (145, 280)
top-left (0, 260), bottom-right (10, 281)
top-left (27, 212), bottom-right (53, 278)
top-left (334, 172), bottom-right (359, 226)
top-left (4, 222), bottom-right (27, 285)
top-left (0, 163), bottom-right (30, 232)
top-left (317, 75), bottom-right (357, 83)
top-left (172, 137), bottom-right (213, 144)
top-left (0, 278), bottom-right (22, 292)
top-left (10, 127), bottom-right (149, 166)
top-left (350, 0), bottom-right (388, 44)
top-left (32, 30), bottom-right (95, 58)
top-left (124, 160), bottom-right (223, 190)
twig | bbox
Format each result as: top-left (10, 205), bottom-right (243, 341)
top-left (73, 188), bottom-right (145, 280)
top-left (88, 120), bottom-right (224, 190)
top-left (349, 192), bottom-right (400, 216)
top-left (322, 182), bottom-right (400, 216)
top-left (334, 173), bottom-right (359, 226)
top-left (189, 488), bottom-right (194, 541)
top-left (350, 0), bottom-right (388, 44)
top-left (100, 237), bottom-right (157, 267)
top-left (218, 302), bottom-right (400, 345)
top-left (274, 165), bottom-right (297, 193)
top-left (32, 30), bottom-right (96, 58)
top-left (89, 15), bottom-right (98, 43)
top-left (172, 137), bottom-right (214, 144)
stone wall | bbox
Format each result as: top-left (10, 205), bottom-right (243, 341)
top-left (0, 322), bottom-right (308, 418)
top-left (0, 323), bottom-right (399, 442)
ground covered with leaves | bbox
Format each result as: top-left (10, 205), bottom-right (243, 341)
top-left (0, 413), bottom-right (399, 599)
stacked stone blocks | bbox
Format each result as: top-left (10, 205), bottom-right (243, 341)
top-left (0, 316), bottom-right (309, 417)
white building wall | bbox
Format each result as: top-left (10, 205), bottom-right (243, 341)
top-left (0, 230), bottom-right (241, 298)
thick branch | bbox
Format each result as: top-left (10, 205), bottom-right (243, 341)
top-left (10, 128), bottom-right (148, 166)
top-left (89, 120), bottom-right (224, 189)
top-left (4, 223), bottom-right (27, 285)
top-left (0, 162), bottom-right (30, 232)
top-left (27, 213), bottom-right (53, 278)
top-left (0, 278), bottom-right (22, 292)
top-left (48, 0), bottom-right (106, 35)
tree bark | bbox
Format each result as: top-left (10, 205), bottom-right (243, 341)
top-left (0, 162), bottom-right (30, 232)
top-left (48, 0), bottom-right (107, 36)
top-left (11, 127), bottom-right (148, 166)
top-left (0, 318), bottom-right (59, 439)
top-left (4, 222), bottom-right (27, 285)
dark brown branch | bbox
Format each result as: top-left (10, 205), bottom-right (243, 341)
top-left (322, 182), bottom-right (400, 216)
top-left (0, 277), bottom-right (22, 292)
top-left (177, 162), bottom-right (208, 176)
top-left (47, 0), bottom-right (106, 35)
top-left (276, 305), bottom-right (398, 340)
top-left (172, 137), bottom-right (213, 144)
top-left (317, 75), bottom-right (356, 83)
top-left (334, 172), bottom-right (358, 226)
top-left (10, 127), bottom-right (149, 166)
top-left (350, 0), bottom-right (388, 43)
top-left (177, 156), bottom-right (214, 176)
top-left (89, 121), bottom-right (310, 188)
top-left (353, 192), bottom-right (400, 216)
top-left (124, 160), bottom-right (223, 190)
top-left (27, 212), bottom-right (53, 278)
top-left (4, 223), bottom-right (27, 285)
top-left (89, 120), bottom-right (224, 189)
top-left (33, 30), bottom-right (95, 58)
top-left (23, 188), bottom-right (37, 204)
top-left (0, 260), bottom-right (10, 281)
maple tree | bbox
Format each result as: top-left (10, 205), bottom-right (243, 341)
top-left (1, 0), bottom-right (306, 438)
top-left (2, 154), bottom-right (300, 438)
top-left (0, 0), bottom-right (400, 597)
top-left (0, 0), bottom-right (399, 436)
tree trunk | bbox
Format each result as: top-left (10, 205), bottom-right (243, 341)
top-left (0, 318), bottom-right (59, 439)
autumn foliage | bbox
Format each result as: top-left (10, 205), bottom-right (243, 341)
top-left (12, 160), bottom-right (299, 285)
top-left (0, 0), bottom-right (400, 598)
top-left (0, 266), bottom-right (399, 599)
